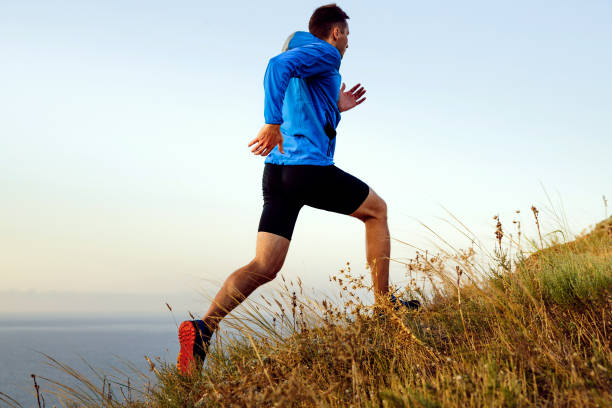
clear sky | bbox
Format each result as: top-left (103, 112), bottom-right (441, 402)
top-left (1, 1), bottom-right (610, 314)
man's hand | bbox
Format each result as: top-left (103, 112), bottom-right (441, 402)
top-left (248, 124), bottom-right (284, 156)
top-left (338, 82), bottom-right (367, 113)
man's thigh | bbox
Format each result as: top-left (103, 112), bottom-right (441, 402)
top-left (257, 163), bottom-right (303, 240)
top-left (302, 165), bottom-right (370, 215)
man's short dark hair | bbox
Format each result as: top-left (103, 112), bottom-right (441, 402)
top-left (309, 4), bottom-right (349, 40)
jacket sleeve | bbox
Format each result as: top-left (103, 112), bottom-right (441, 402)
top-left (263, 44), bottom-right (341, 124)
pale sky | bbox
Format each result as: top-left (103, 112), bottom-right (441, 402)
top-left (1, 1), bottom-right (610, 314)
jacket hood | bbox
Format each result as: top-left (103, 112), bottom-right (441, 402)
top-left (281, 31), bottom-right (340, 58)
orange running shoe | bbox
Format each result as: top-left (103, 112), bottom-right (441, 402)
top-left (177, 320), bottom-right (213, 375)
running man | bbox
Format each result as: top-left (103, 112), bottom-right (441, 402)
top-left (177, 4), bottom-right (416, 375)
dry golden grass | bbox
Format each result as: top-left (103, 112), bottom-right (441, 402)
top-left (19, 214), bottom-right (612, 408)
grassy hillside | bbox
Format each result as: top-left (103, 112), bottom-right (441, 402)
top-left (23, 215), bottom-right (612, 407)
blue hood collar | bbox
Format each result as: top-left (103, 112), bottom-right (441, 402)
top-left (282, 31), bottom-right (341, 59)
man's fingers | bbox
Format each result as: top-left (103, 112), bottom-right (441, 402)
top-left (250, 129), bottom-right (283, 156)
top-left (356, 97), bottom-right (366, 105)
top-left (253, 143), bottom-right (268, 154)
top-left (354, 88), bottom-right (366, 98)
top-left (354, 86), bottom-right (365, 94)
top-left (349, 83), bottom-right (360, 93)
top-left (251, 141), bottom-right (265, 153)
top-left (340, 82), bottom-right (346, 92)
top-left (348, 83), bottom-right (360, 93)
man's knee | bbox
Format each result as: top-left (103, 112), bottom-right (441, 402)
top-left (375, 197), bottom-right (388, 220)
top-left (247, 258), bottom-right (282, 284)
top-left (354, 192), bottom-right (387, 222)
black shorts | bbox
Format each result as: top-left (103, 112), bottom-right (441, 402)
top-left (258, 163), bottom-right (370, 240)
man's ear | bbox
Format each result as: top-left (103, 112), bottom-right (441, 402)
top-left (332, 25), bottom-right (340, 40)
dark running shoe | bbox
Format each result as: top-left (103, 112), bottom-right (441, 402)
top-left (390, 294), bottom-right (421, 311)
top-left (177, 320), bottom-right (213, 375)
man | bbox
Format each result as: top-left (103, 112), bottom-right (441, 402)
top-left (177, 4), bottom-right (416, 375)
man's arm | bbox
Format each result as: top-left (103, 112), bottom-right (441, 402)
top-left (263, 44), bottom-right (341, 124)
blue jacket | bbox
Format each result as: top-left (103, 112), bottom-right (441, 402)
top-left (263, 31), bottom-right (342, 165)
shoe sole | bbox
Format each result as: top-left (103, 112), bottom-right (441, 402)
top-left (177, 321), bottom-right (197, 374)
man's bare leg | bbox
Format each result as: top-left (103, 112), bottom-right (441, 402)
top-left (349, 188), bottom-right (390, 301)
top-left (201, 231), bottom-right (290, 330)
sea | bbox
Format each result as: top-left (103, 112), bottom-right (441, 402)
top-left (0, 314), bottom-right (179, 407)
